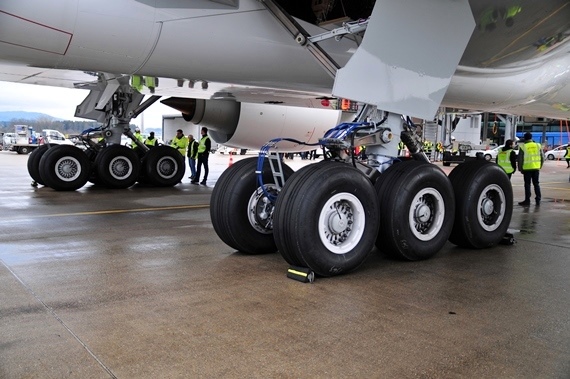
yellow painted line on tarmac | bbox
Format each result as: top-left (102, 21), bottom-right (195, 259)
top-left (38, 204), bottom-right (210, 218)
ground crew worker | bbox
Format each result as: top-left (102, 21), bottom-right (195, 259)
top-left (131, 127), bottom-right (144, 149)
top-left (436, 141), bottom-right (444, 161)
top-left (144, 131), bottom-right (157, 148)
top-left (170, 129), bottom-right (188, 156)
top-left (192, 127), bottom-right (211, 185)
top-left (496, 139), bottom-right (517, 179)
top-left (565, 144), bottom-right (570, 168)
top-left (187, 134), bottom-right (199, 180)
top-left (517, 132), bottom-right (544, 206)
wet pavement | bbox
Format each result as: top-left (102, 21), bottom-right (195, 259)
top-left (0, 150), bottom-right (569, 378)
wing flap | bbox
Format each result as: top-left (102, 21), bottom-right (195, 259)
top-left (333, 0), bottom-right (475, 119)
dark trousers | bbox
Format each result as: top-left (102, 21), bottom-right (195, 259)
top-left (196, 153), bottom-right (209, 181)
top-left (522, 170), bottom-right (541, 202)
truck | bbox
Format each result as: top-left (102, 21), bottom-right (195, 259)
top-left (11, 125), bottom-right (73, 154)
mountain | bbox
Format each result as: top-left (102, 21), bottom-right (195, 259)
top-left (0, 111), bottom-right (63, 122)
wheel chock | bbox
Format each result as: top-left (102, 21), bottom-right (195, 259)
top-left (500, 232), bottom-right (516, 245)
top-left (287, 266), bottom-right (315, 283)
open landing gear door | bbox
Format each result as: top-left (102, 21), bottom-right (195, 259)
top-left (333, 0), bottom-right (475, 120)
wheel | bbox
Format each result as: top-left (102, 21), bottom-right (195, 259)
top-left (484, 153), bottom-right (492, 161)
top-left (27, 144), bottom-right (49, 185)
top-left (375, 160), bottom-right (455, 261)
top-left (448, 160), bottom-right (513, 248)
top-left (272, 161), bottom-right (328, 266)
top-left (210, 157), bottom-right (294, 254)
top-left (547, 154), bottom-right (554, 160)
top-left (18, 146), bottom-right (32, 154)
top-left (95, 145), bottom-right (140, 189)
top-left (273, 161), bottom-right (379, 276)
top-left (143, 146), bottom-right (185, 186)
top-left (39, 145), bottom-right (91, 191)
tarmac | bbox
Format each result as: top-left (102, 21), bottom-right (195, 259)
top-left (0, 150), bottom-right (569, 378)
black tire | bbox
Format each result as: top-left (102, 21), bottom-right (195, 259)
top-left (210, 157), bottom-right (294, 254)
top-left (484, 153), bottom-right (492, 161)
top-left (547, 154), bottom-right (554, 160)
top-left (27, 144), bottom-right (49, 185)
top-left (95, 145), bottom-right (140, 189)
top-left (273, 161), bottom-right (379, 276)
top-left (39, 145), bottom-right (91, 191)
top-left (448, 160), bottom-right (513, 248)
top-left (144, 146), bottom-right (185, 186)
top-left (375, 160), bottom-right (455, 261)
top-left (273, 161), bottom-right (329, 266)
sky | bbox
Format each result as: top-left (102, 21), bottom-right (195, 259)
top-left (0, 81), bottom-right (174, 130)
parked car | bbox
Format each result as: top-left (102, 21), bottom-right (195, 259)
top-left (544, 144), bottom-right (568, 160)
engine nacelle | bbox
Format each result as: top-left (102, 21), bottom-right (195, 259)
top-left (163, 98), bottom-right (343, 151)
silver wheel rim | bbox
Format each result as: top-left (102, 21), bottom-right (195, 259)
top-left (247, 185), bottom-right (279, 234)
top-left (55, 156), bottom-right (81, 182)
top-left (156, 156), bottom-right (177, 179)
top-left (408, 187), bottom-right (445, 241)
top-left (477, 184), bottom-right (506, 232)
top-left (109, 156), bottom-right (133, 180)
top-left (318, 192), bottom-right (365, 255)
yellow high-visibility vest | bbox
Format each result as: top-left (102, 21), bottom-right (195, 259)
top-left (519, 142), bottom-right (542, 170)
top-left (497, 149), bottom-right (514, 174)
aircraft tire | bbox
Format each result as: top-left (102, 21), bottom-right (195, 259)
top-left (39, 145), bottom-right (91, 191)
top-left (375, 160), bottom-right (455, 261)
top-left (95, 145), bottom-right (140, 189)
top-left (273, 161), bottom-right (379, 276)
top-left (448, 160), bottom-right (513, 248)
top-left (210, 157), bottom-right (294, 254)
top-left (144, 146), bottom-right (185, 186)
top-left (273, 162), bottom-right (328, 266)
top-left (27, 144), bottom-right (49, 186)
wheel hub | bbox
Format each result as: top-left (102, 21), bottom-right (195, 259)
top-left (248, 185), bottom-right (279, 234)
top-left (477, 184), bottom-right (505, 231)
top-left (324, 201), bottom-right (353, 245)
top-left (55, 157), bottom-right (81, 182)
top-left (415, 203), bottom-right (432, 223)
top-left (481, 197), bottom-right (495, 217)
top-left (408, 188), bottom-right (445, 241)
top-left (157, 157), bottom-right (176, 178)
top-left (111, 157), bottom-right (132, 179)
top-left (317, 192), bottom-right (365, 255)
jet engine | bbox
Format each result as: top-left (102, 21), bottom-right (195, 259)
top-left (161, 97), bottom-right (343, 151)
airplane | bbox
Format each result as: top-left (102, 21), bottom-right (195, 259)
top-left (1, 0), bottom-right (569, 277)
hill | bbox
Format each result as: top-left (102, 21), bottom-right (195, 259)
top-left (0, 111), bottom-right (63, 122)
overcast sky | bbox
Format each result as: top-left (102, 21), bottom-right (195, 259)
top-left (0, 81), bottom-right (174, 130)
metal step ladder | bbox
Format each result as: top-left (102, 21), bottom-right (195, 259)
top-left (267, 152), bottom-right (286, 189)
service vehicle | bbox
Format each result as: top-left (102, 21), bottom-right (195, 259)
top-left (11, 125), bottom-right (73, 154)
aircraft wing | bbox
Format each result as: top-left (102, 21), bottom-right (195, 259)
top-left (0, 0), bottom-right (569, 119)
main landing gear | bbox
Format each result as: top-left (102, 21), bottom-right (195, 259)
top-left (27, 143), bottom-right (186, 191)
top-left (209, 121), bottom-right (513, 277)
top-left (27, 74), bottom-right (185, 191)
